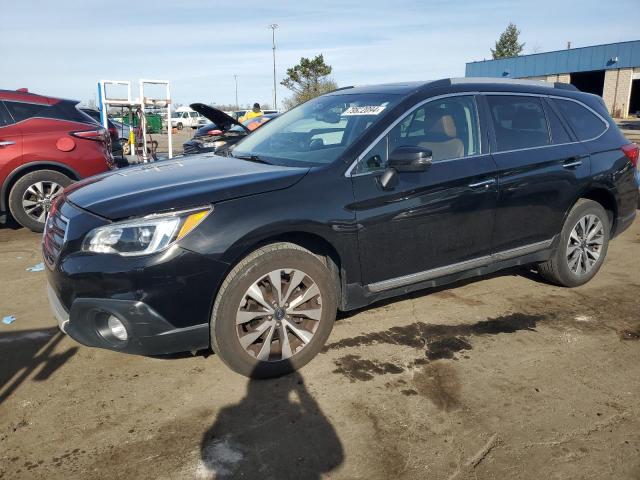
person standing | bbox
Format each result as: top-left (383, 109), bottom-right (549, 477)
top-left (240, 103), bottom-right (263, 122)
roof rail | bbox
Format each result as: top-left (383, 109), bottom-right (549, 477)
top-left (553, 82), bottom-right (578, 91)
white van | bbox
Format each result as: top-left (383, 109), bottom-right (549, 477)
top-left (170, 107), bottom-right (208, 130)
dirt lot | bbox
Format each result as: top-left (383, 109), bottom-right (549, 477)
top-left (0, 216), bottom-right (639, 479)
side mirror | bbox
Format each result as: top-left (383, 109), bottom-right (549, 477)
top-left (379, 146), bottom-right (432, 190)
top-left (388, 146), bottom-right (432, 172)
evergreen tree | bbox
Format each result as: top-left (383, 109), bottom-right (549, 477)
top-left (491, 23), bottom-right (525, 59)
top-left (281, 54), bottom-right (337, 109)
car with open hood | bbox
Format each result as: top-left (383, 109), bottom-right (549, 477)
top-left (44, 78), bottom-right (638, 379)
top-left (183, 103), bottom-right (276, 155)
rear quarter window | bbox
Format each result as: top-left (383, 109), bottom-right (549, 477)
top-left (4, 100), bottom-right (51, 122)
top-left (553, 98), bottom-right (607, 141)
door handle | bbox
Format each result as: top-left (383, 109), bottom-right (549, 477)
top-left (468, 179), bottom-right (496, 189)
top-left (0, 141), bottom-right (16, 147)
top-left (563, 155), bottom-right (587, 169)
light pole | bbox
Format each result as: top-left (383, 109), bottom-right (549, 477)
top-left (233, 74), bottom-right (238, 110)
top-left (268, 23), bottom-right (279, 109)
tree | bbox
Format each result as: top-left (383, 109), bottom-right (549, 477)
top-left (281, 54), bottom-right (338, 109)
top-left (491, 23), bottom-right (525, 59)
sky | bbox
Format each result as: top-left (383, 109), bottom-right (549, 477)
top-left (1, 0), bottom-right (638, 108)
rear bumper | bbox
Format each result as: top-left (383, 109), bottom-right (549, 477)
top-left (613, 209), bottom-right (636, 238)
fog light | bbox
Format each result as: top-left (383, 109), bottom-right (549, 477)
top-left (107, 315), bottom-right (128, 341)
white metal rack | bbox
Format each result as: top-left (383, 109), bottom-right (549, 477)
top-left (98, 79), bottom-right (173, 162)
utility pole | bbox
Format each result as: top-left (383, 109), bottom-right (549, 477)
top-left (268, 23), bottom-right (279, 110)
top-left (233, 74), bottom-right (239, 110)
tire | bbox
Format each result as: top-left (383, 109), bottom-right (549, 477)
top-left (210, 242), bottom-right (337, 378)
top-left (538, 199), bottom-right (610, 287)
top-left (176, 123), bottom-right (183, 130)
top-left (8, 170), bottom-right (72, 232)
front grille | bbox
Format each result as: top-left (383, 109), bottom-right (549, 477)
top-left (43, 199), bottom-right (69, 266)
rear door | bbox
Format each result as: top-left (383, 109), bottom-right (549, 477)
top-left (350, 94), bottom-right (499, 287)
top-left (483, 94), bottom-right (590, 253)
top-left (0, 102), bottom-right (24, 180)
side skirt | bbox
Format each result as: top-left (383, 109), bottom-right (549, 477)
top-left (343, 244), bottom-right (554, 311)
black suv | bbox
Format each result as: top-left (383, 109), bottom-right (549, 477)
top-left (45, 78), bottom-right (639, 378)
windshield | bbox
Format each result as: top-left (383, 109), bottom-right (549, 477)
top-left (232, 93), bottom-right (402, 166)
top-left (172, 111), bottom-right (184, 118)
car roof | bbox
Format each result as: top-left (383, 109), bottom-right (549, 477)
top-left (325, 77), bottom-right (579, 98)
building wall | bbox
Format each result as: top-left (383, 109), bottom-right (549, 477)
top-left (520, 70), bottom-right (635, 118)
top-left (602, 68), bottom-right (633, 118)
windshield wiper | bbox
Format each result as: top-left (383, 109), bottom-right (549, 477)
top-left (232, 153), bottom-right (271, 165)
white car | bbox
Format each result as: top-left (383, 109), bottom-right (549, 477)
top-left (170, 109), bottom-right (207, 130)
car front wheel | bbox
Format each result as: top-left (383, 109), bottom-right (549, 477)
top-left (538, 199), bottom-right (610, 287)
top-left (210, 243), bottom-right (337, 378)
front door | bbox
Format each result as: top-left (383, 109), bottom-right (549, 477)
top-left (350, 95), bottom-right (498, 288)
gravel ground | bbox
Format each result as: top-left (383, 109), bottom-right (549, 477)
top-left (0, 215), bottom-right (639, 479)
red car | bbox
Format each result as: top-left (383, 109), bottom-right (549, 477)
top-left (0, 89), bottom-right (114, 231)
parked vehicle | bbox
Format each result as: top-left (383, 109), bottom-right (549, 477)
top-left (183, 103), bottom-right (277, 155)
top-left (0, 89), bottom-right (114, 231)
top-left (80, 108), bottom-right (129, 166)
top-left (44, 78), bottom-right (638, 378)
top-left (170, 107), bottom-right (208, 130)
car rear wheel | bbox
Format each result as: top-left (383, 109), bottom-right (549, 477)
top-left (210, 242), bottom-right (337, 378)
top-left (176, 123), bottom-right (183, 130)
top-left (538, 199), bottom-right (610, 287)
top-left (8, 170), bottom-right (72, 232)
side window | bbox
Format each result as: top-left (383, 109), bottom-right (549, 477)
top-left (190, 112), bottom-right (199, 118)
top-left (0, 102), bottom-right (13, 127)
top-left (353, 95), bottom-right (480, 174)
top-left (543, 101), bottom-right (572, 144)
top-left (553, 98), bottom-right (607, 141)
top-left (487, 96), bottom-right (550, 151)
top-left (3, 100), bottom-right (50, 123)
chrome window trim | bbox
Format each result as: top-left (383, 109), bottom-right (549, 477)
top-left (346, 91), bottom-right (610, 177)
top-left (345, 92), bottom-right (482, 177)
top-left (366, 238), bottom-right (554, 293)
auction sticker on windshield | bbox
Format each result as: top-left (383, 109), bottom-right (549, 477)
top-left (341, 105), bottom-right (386, 116)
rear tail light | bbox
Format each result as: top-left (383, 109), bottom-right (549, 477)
top-left (208, 129), bottom-right (223, 136)
top-left (621, 143), bottom-right (639, 168)
top-left (108, 126), bottom-right (118, 140)
top-left (70, 128), bottom-right (108, 142)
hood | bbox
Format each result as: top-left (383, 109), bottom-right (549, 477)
top-left (65, 155), bottom-right (309, 219)
top-left (189, 103), bottom-right (248, 132)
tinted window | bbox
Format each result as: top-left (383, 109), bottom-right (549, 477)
top-left (354, 95), bottom-right (480, 174)
top-left (0, 102), bottom-right (12, 126)
top-left (487, 96), bottom-right (550, 151)
top-left (553, 98), bottom-right (607, 141)
top-left (543, 101), bottom-right (572, 144)
top-left (4, 100), bottom-right (50, 122)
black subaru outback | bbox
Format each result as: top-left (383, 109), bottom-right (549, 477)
top-left (45, 78), bottom-right (638, 378)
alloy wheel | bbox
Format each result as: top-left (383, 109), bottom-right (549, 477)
top-left (566, 214), bottom-right (604, 276)
top-left (22, 181), bottom-right (63, 223)
top-left (236, 268), bottom-right (323, 362)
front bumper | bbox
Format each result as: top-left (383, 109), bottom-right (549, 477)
top-left (44, 199), bottom-right (229, 356)
top-left (47, 283), bottom-right (209, 355)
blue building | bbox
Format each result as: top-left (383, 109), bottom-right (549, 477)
top-left (466, 40), bottom-right (640, 118)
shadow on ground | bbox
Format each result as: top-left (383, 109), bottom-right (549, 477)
top-left (0, 327), bottom-right (78, 406)
top-left (200, 360), bottom-right (344, 479)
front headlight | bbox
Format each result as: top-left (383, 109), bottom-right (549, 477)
top-left (82, 207), bottom-right (212, 256)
